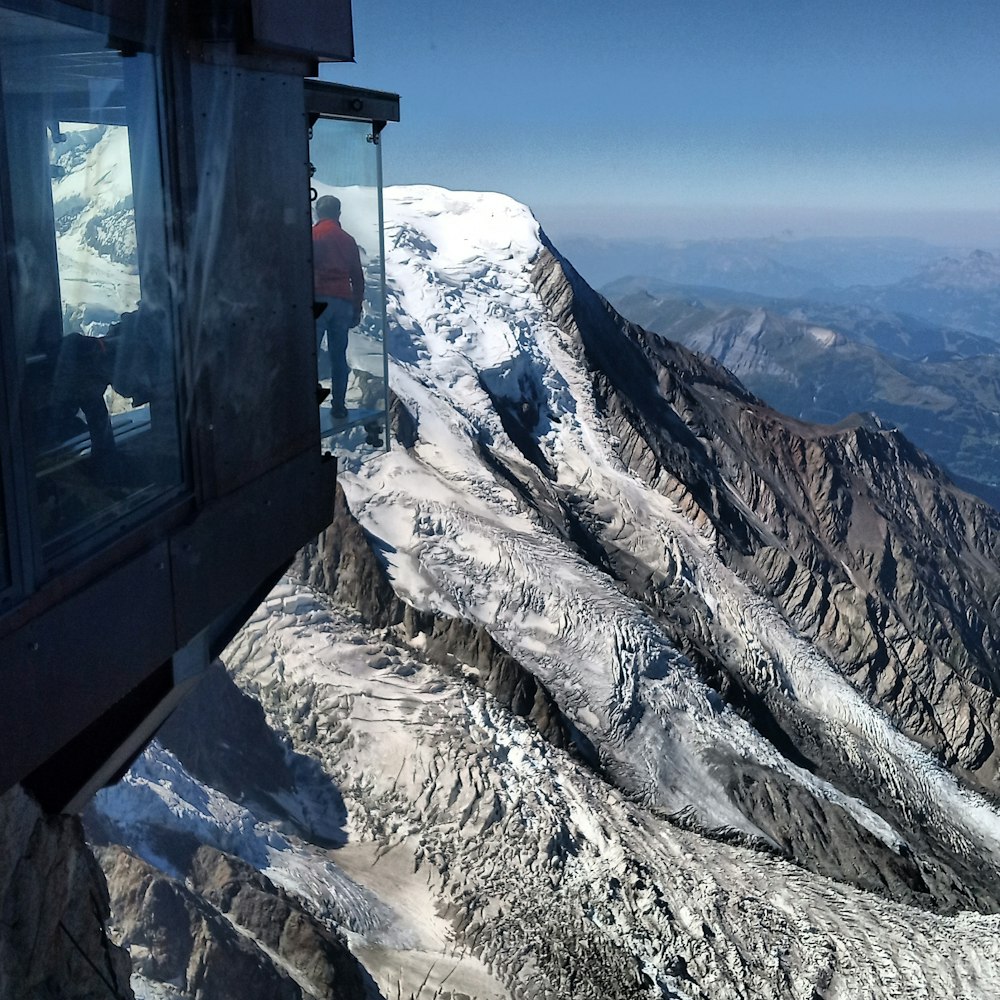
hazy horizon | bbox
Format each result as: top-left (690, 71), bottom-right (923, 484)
top-left (326, 1), bottom-right (1000, 251)
top-left (534, 204), bottom-right (1000, 250)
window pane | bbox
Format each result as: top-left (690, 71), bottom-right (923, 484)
top-left (0, 8), bottom-right (184, 562)
top-left (310, 117), bottom-right (388, 463)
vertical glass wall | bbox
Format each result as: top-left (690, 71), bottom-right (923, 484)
top-left (0, 472), bottom-right (8, 591)
top-left (0, 6), bottom-right (184, 566)
top-left (309, 117), bottom-right (389, 463)
top-left (0, 350), bottom-right (11, 595)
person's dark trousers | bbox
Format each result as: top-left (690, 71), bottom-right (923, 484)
top-left (316, 296), bottom-right (354, 412)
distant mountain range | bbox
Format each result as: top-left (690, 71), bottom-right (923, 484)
top-left (604, 280), bottom-right (1000, 507)
top-left (604, 275), bottom-right (1000, 360)
top-left (565, 233), bottom-right (1000, 343)
top-left (817, 249), bottom-right (1000, 341)
top-left (559, 234), bottom-right (954, 297)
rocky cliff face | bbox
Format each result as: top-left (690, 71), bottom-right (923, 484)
top-left (0, 785), bottom-right (132, 1000)
top-left (96, 844), bottom-right (375, 1000)
top-left (538, 239), bottom-right (1000, 795)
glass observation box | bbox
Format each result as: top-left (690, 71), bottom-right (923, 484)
top-left (307, 84), bottom-right (393, 466)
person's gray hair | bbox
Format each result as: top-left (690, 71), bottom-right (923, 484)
top-left (315, 195), bottom-right (341, 221)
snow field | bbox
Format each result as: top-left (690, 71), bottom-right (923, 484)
top-left (230, 585), bottom-right (1000, 999)
top-left (348, 187), bottom-right (1000, 865)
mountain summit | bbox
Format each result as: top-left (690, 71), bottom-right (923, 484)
top-left (911, 248), bottom-right (1000, 290)
top-left (817, 246), bottom-right (1000, 341)
top-left (94, 186), bottom-right (1000, 999)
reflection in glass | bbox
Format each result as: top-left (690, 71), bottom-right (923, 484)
top-left (310, 117), bottom-right (389, 464)
top-left (0, 8), bottom-right (183, 560)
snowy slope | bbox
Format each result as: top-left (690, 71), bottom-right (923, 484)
top-left (355, 186), bottom-right (1000, 861)
top-left (93, 185), bottom-right (1000, 999)
top-left (51, 123), bottom-right (141, 331)
top-left (228, 582), bottom-right (1000, 999)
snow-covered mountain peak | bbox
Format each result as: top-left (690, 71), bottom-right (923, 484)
top-left (379, 186), bottom-right (581, 501)
top-left (386, 185), bottom-right (541, 265)
top-left (339, 186), bottom-right (1000, 864)
top-left (383, 186), bottom-right (545, 372)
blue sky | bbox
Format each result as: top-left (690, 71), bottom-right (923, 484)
top-left (324, 1), bottom-right (1000, 243)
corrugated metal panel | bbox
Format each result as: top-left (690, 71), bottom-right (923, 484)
top-left (250, 0), bottom-right (354, 61)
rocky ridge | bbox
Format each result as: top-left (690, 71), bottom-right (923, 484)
top-left (602, 283), bottom-right (1000, 505)
top-left (551, 244), bottom-right (1000, 767)
top-left (96, 844), bottom-right (374, 1000)
top-left (0, 785), bottom-right (132, 1000)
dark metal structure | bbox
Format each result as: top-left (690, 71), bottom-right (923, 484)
top-left (0, 0), bottom-right (398, 812)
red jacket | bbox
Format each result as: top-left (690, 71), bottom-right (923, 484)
top-left (312, 219), bottom-right (364, 308)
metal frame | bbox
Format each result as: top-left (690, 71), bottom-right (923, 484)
top-left (375, 123), bottom-right (391, 455)
top-left (304, 78), bottom-right (399, 127)
top-left (0, 17), bottom-right (45, 603)
top-left (0, 131), bottom-right (27, 610)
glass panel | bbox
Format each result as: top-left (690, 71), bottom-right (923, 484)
top-left (309, 117), bottom-right (389, 464)
top-left (0, 7), bottom-right (184, 562)
top-left (0, 472), bottom-right (9, 590)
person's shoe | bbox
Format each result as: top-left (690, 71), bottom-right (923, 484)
top-left (316, 384), bottom-right (331, 405)
top-left (331, 403), bottom-right (348, 419)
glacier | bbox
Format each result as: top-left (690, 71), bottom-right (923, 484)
top-left (91, 185), bottom-right (1000, 999)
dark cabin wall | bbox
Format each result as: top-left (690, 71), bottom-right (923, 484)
top-left (183, 59), bottom-right (318, 501)
top-left (249, 0), bottom-right (354, 60)
top-left (0, 0), bottom-right (343, 806)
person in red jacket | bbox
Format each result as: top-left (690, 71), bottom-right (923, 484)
top-left (313, 195), bottom-right (364, 418)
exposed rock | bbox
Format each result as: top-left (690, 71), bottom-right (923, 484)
top-left (224, 599), bottom-right (1000, 1000)
top-left (186, 846), bottom-right (376, 1000)
top-left (97, 844), bottom-right (376, 1000)
top-left (295, 483), bottom-right (595, 763)
top-left (0, 784), bottom-right (132, 1000)
top-left (294, 482), bottom-right (407, 630)
top-left (99, 845), bottom-right (300, 998)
